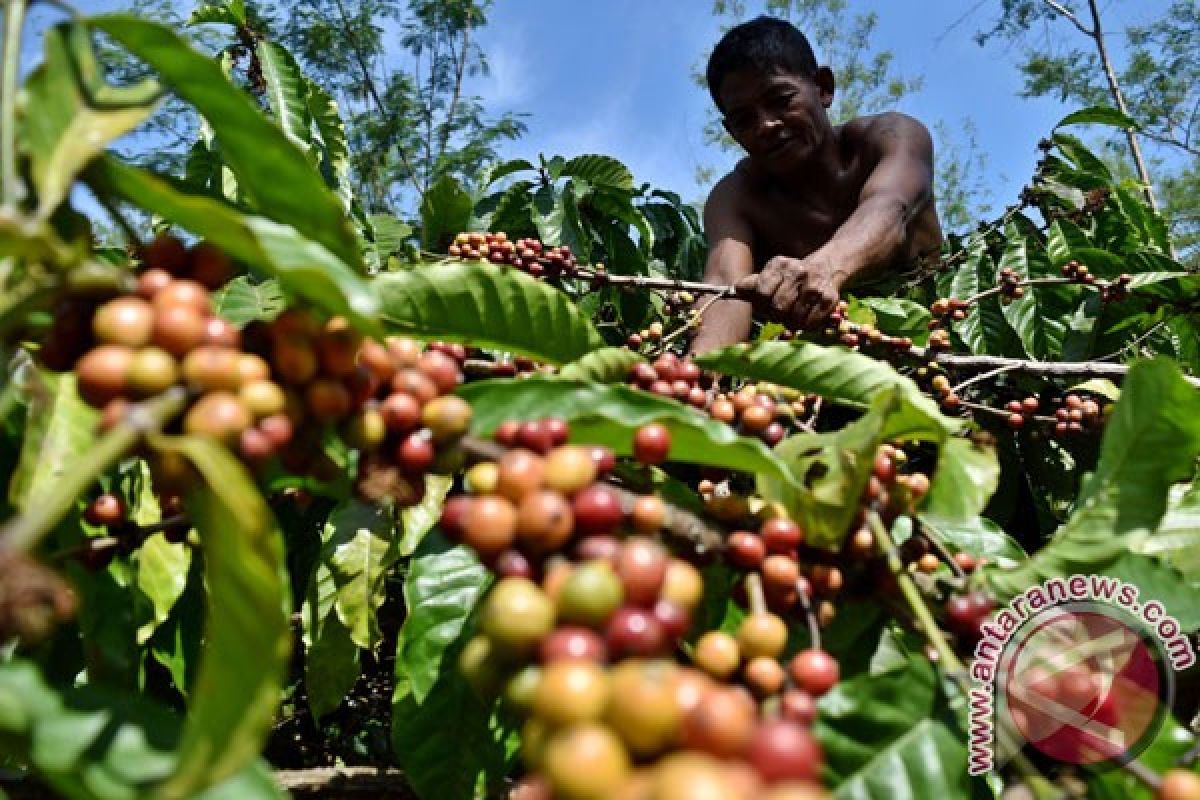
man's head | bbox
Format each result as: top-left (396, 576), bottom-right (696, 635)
top-left (706, 17), bottom-right (836, 172)
top-left (706, 16), bottom-right (819, 110)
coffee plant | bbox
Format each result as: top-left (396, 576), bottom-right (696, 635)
top-left (1, 5), bottom-right (1199, 800)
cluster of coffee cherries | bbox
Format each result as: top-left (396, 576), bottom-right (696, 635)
top-left (995, 267), bottom-right (1027, 305)
top-left (707, 383), bottom-right (806, 448)
top-left (448, 232), bottom-right (579, 279)
top-left (1047, 392), bottom-right (1107, 438)
top-left (627, 352), bottom-right (711, 409)
top-left (439, 420), bottom-right (829, 799)
top-left (40, 234), bottom-right (472, 507)
top-left (1060, 260), bottom-right (1133, 304)
top-left (817, 307), bottom-right (915, 354)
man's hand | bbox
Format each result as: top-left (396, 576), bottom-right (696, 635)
top-left (734, 255), bottom-right (845, 330)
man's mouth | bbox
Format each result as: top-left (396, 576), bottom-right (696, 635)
top-left (765, 136), bottom-right (796, 158)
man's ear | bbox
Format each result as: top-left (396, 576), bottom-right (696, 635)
top-left (814, 66), bottom-right (836, 109)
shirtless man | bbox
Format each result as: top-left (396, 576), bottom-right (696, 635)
top-left (689, 16), bottom-right (943, 354)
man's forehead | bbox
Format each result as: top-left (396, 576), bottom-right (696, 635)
top-left (719, 69), bottom-right (810, 109)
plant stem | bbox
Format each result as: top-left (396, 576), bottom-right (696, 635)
top-left (1, 0), bottom-right (27, 209)
top-left (0, 387), bottom-right (187, 555)
top-left (867, 511), bottom-right (967, 688)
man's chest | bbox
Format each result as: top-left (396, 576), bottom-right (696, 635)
top-left (742, 191), bottom-right (856, 264)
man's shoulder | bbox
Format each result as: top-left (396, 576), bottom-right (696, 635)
top-left (705, 159), bottom-right (756, 209)
top-left (841, 112), bottom-right (931, 149)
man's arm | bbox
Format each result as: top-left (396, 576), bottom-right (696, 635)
top-left (688, 176), bottom-right (757, 354)
top-left (737, 113), bottom-right (936, 330)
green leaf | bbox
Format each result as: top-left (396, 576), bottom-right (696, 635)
top-left (950, 241), bottom-right (1023, 357)
top-left (1102, 551), bottom-right (1200, 630)
top-left (322, 500), bottom-right (397, 650)
top-left (152, 436), bottom-right (290, 798)
top-left (87, 157), bottom-right (379, 332)
top-left (1052, 132), bottom-right (1115, 182)
top-left (459, 376), bottom-right (796, 484)
top-left (694, 341), bottom-right (959, 441)
top-left (397, 532), bottom-right (490, 703)
top-left (997, 228), bottom-right (1069, 359)
top-left (302, 550), bottom-right (360, 720)
top-left (532, 183), bottom-right (586, 254)
top-left (851, 296), bottom-right (931, 342)
top-left (305, 80), bottom-right (355, 216)
top-left (420, 175), bottom-right (473, 253)
top-left (211, 277), bottom-right (287, 325)
top-left (256, 41), bottom-right (312, 154)
top-left (988, 359), bottom-right (1200, 599)
top-left (188, 1), bottom-right (247, 27)
top-left (132, 463), bottom-right (191, 645)
top-left (92, 15), bottom-right (361, 270)
top-left (817, 656), bottom-right (974, 799)
top-left (366, 214), bottom-right (413, 263)
top-left (1138, 483), bottom-right (1200, 579)
top-left (1055, 106), bottom-right (1138, 132)
top-left (1088, 716), bottom-right (1195, 800)
top-left (21, 23), bottom-right (156, 219)
top-left (391, 660), bottom-right (504, 800)
top-left (924, 438), bottom-right (999, 522)
top-left (1046, 218), bottom-right (1092, 267)
top-left (8, 371), bottom-right (96, 512)
top-left (560, 154), bottom-right (634, 190)
top-left (759, 395), bottom-right (891, 550)
top-left (374, 261), bottom-right (604, 365)
top-left (918, 515), bottom-right (1026, 568)
top-left (0, 659), bottom-right (285, 800)
top-left (399, 474), bottom-right (452, 557)
top-left (479, 158), bottom-right (535, 189)
top-left (558, 347), bottom-right (644, 382)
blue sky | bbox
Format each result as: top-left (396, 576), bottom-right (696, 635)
top-left (24, 1), bottom-right (1177, 216)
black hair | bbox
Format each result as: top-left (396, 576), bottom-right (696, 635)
top-left (705, 16), bottom-right (819, 110)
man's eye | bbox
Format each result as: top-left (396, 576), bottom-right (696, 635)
top-left (768, 92), bottom-right (796, 108)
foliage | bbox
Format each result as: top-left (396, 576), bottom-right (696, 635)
top-left (3, 5), bottom-right (1200, 800)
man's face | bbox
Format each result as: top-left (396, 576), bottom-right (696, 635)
top-left (718, 68), bottom-right (834, 171)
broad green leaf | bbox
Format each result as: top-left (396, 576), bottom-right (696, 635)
top-left (1113, 186), bottom-right (1171, 253)
top-left (420, 175), bottom-right (473, 252)
top-left (9, 371), bottom-right (96, 512)
top-left (1052, 132), bottom-right (1114, 182)
top-left (396, 533), bottom-right (490, 703)
top-left (87, 157), bottom-right (379, 332)
top-left (918, 515), bottom-right (1026, 569)
top-left (924, 438), bottom-right (999, 522)
top-left (323, 500), bottom-right (396, 650)
top-left (131, 464), bottom-right (191, 645)
top-left (592, 188), bottom-right (654, 254)
top-left (997, 228), bottom-right (1069, 359)
top-left (560, 154), bottom-right (634, 190)
top-left (532, 183), bottom-right (587, 255)
top-left (92, 15), bottom-right (361, 270)
top-left (366, 214), bottom-right (413, 264)
top-left (459, 377), bottom-right (796, 484)
top-left (1046, 218), bottom-right (1091, 267)
top-left (851, 296), bottom-right (931, 342)
top-left (695, 341), bottom-right (959, 441)
top-left (558, 347), bottom-right (644, 382)
top-left (399, 474), bottom-right (452, 557)
top-left (1055, 106), bottom-right (1138, 131)
top-left (188, 1), bottom-right (247, 27)
top-left (256, 41), bottom-right (312, 154)
top-left (21, 23), bottom-right (157, 219)
top-left (817, 656), bottom-right (974, 799)
top-left (949, 241), bottom-right (1023, 357)
top-left (0, 659), bottom-right (285, 800)
top-left (1138, 483), bottom-right (1200, 579)
top-left (479, 158), bottom-right (535, 189)
top-left (305, 80), bottom-right (355, 216)
top-left (211, 277), bottom-right (287, 325)
top-left (153, 437), bottom-right (289, 799)
top-left (302, 551), bottom-right (360, 720)
top-left (391, 659), bottom-right (504, 800)
top-left (374, 261), bottom-right (604, 365)
top-left (988, 359), bottom-right (1200, 599)
top-left (759, 394), bottom-right (891, 550)
top-left (1101, 552), bottom-right (1200, 630)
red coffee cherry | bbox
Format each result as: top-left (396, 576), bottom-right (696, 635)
top-left (75, 345), bottom-right (134, 408)
top-left (760, 517), bottom-right (803, 554)
top-left (84, 493), bottom-right (126, 527)
top-left (788, 649), bottom-right (840, 697)
top-left (632, 423), bottom-right (671, 465)
top-left (748, 720), bottom-right (823, 783)
top-left (572, 484), bottom-right (624, 536)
